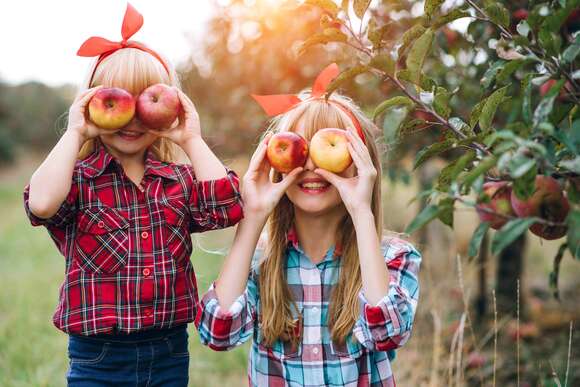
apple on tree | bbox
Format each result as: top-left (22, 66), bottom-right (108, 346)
top-left (136, 84), bottom-right (181, 129)
top-left (476, 181), bottom-right (515, 230)
top-left (266, 132), bottom-right (309, 174)
top-left (309, 128), bottom-right (352, 174)
top-left (511, 175), bottom-right (570, 240)
top-left (88, 87), bottom-right (136, 130)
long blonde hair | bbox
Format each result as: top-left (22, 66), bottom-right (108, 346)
top-left (76, 46), bottom-right (183, 162)
top-left (259, 92), bottom-right (384, 346)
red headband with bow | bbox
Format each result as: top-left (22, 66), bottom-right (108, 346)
top-left (77, 3), bottom-right (170, 85)
top-left (251, 63), bottom-right (366, 143)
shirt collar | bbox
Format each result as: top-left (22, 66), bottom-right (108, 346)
top-left (80, 140), bottom-right (178, 181)
top-left (286, 225), bottom-right (343, 260)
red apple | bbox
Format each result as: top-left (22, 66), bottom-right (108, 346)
top-left (476, 181), bottom-right (515, 230)
top-left (511, 175), bottom-right (570, 240)
top-left (539, 79), bottom-right (572, 101)
top-left (136, 84), bottom-right (181, 129)
top-left (511, 9), bottom-right (529, 33)
top-left (309, 128), bottom-right (353, 173)
top-left (442, 27), bottom-right (459, 46)
top-left (266, 132), bottom-right (308, 174)
top-left (88, 87), bottom-right (136, 130)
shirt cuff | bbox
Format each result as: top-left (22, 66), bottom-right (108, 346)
top-left (23, 184), bottom-right (75, 227)
top-left (202, 282), bottom-right (247, 319)
top-left (195, 169), bottom-right (242, 210)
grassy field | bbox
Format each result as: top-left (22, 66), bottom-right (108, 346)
top-left (1, 154), bottom-right (579, 386)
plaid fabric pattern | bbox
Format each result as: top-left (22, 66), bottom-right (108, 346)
top-left (23, 141), bottom-right (243, 335)
top-left (196, 231), bottom-right (421, 386)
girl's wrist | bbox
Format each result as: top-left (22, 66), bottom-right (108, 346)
top-left (350, 206), bottom-right (374, 225)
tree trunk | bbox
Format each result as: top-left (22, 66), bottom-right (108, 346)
top-left (496, 233), bottom-right (527, 316)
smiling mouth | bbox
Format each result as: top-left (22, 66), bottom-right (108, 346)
top-left (117, 130), bottom-right (145, 140)
top-left (298, 180), bottom-right (331, 194)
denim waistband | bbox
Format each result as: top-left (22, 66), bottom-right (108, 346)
top-left (69, 324), bottom-right (187, 344)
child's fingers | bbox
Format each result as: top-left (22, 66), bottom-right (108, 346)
top-left (75, 86), bottom-right (103, 107)
top-left (314, 168), bottom-right (343, 188)
top-left (346, 131), bottom-right (371, 165)
top-left (276, 167), bottom-right (303, 192)
top-left (174, 88), bottom-right (197, 118)
top-left (247, 140), bottom-right (269, 173)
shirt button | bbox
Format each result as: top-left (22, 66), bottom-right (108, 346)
top-left (97, 221), bottom-right (105, 228)
top-left (142, 268), bottom-right (151, 277)
top-left (312, 347), bottom-right (319, 355)
top-left (312, 306), bottom-right (319, 313)
top-left (141, 231), bottom-right (149, 239)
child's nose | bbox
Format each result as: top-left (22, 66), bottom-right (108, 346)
top-left (303, 155), bottom-right (316, 171)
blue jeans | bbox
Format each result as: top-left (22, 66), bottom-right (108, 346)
top-left (66, 325), bottom-right (189, 386)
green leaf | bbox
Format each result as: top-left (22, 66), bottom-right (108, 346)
top-left (484, 3), bottom-right (510, 28)
top-left (521, 73), bottom-right (534, 125)
top-left (436, 197), bottom-right (455, 228)
top-left (479, 86), bottom-right (509, 131)
top-left (563, 34), bottom-right (580, 63)
top-left (325, 65), bottom-right (369, 97)
top-left (305, 0), bottom-right (339, 17)
top-left (413, 139), bottom-right (455, 170)
top-left (538, 28), bottom-right (562, 57)
top-left (533, 79), bottom-right (565, 127)
top-left (468, 222), bottom-right (490, 257)
top-left (568, 210), bottom-right (580, 259)
top-left (424, 0), bottom-right (444, 18)
top-left (398, 24), bottom-right (427, 58)
top-left (507, 153), bottom-right (536, 179)
top-left (433, 87), bottom-right (451, 119)
top-left (298, 31), bottom-right (347, 56)
top-left (432, 8), bottom-right (471, 29)
top-left (481, 60), bottom-right (506, 89)
top-left (460, 156), bottom-right (497, 189)
top-left (405, 29), bottom-right (435, 86)
top-left (405, 204), bottom-right (441, 234)
top-left (436, 150), bottom-right (476, 191)
top-left (496, 59), bottom-right (528, 84)
top-left (369, 54), bottom-right (395, 76)
top-left (512, 165), bottom-right (537, 200)
top-left (373, 96), bottom-right (414, 119)
top-left (368, 21), bottom-right (396, 50)
top-left (491, 218), bottom-right (536, 255)
top-left (353, 0), bottom-right (371, 19)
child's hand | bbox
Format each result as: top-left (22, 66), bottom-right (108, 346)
top-left (315, 127), bottom-right (377, 217)
top-left (242, 133), bottom-right (303, 220)
top-left (66, 86), bottom-right (108, 142)
top-left (149, 88), bottom-right (201, 147)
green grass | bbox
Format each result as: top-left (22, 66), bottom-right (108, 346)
top-left (0, 177), bottom-right (248, 386)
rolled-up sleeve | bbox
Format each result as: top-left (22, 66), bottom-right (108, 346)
top-left (185, 166), bottom-right (244, 233)
top-left (195, 268), bottom-right (259, 351)
top-left (23, 181), bottom-right (78, 229)
top-left (353, 239), bottom-right (421, 352)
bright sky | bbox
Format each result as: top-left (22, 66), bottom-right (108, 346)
top-left (0, 1), bottom-right (212, 86)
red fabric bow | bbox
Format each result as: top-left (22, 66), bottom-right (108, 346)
top-left (251, 63), bottom-right (366, 143)
top-left (77, 3), bottom-right (170, 84)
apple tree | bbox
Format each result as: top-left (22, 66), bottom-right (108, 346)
top-left (300, 0), bottom-right (580, 308)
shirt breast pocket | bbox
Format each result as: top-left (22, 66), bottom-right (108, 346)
top-left (74, 206), bottom-right (129, 274)
top-left (256, 320), bottom-right (302, 359)
top-left (162, 200), bottom-right (192, 261)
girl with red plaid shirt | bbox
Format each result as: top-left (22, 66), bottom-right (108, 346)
top-left (196, 64), bottom-right (422, 386)
top-left (23, 4), bottom-right (242, 386)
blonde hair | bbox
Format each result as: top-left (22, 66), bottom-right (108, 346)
top-left (259, 92), bottom-right (384, 346)
top-left (76, 46), bottom-right (183, 162)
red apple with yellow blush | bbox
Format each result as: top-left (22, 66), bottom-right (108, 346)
top-left (266, 132), bottom-right (308, 174)
top-left (310, 128), bottom-right (353, 174)
top-left (476, 181), bottom-right (515, 230)
top-left (136, 84), bottom-right (181, 129)
top-left (88, 87), bottom-right (136, 130)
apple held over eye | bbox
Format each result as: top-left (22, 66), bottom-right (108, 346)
top-left (510, 175), bottom-right (570, 240)
top-left (266, 132), bottom-right (308, 174)
top-left (476, 181), bottom-right (515, 230)
top-left (310, 128), bottom-right (353, 174)
top-left (136, 84), bottom-right (181, 129)
top-left (88, 87), bottom-right (136, 130)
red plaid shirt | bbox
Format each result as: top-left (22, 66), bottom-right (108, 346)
top-left (23, 141), bottom-right (243, 335)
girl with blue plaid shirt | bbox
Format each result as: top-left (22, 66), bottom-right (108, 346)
top-left (196, 66), bottom-right (422, 386)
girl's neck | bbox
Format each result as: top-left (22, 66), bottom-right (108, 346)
top-left (102, 143), bottom-right (147, 186)
top-left (293, 206), bottom-right (346, 264)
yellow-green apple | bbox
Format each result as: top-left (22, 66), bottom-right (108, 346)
top-left (476, 181), bottom-right (515, 230)
top-left (309, 128), bottom-right (352, 173)
top-left (136, 84), bottom-right (181, 129)
top-left (88, 88), bottom-right (136, 130)
top-left (266, 132), bottom-right (308, 173)
top-left (510, 175), bottom-right (570, 240)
